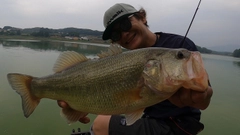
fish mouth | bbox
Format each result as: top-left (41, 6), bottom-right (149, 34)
top-left (126, 33), bottom-right (136, 44)
top-left (183, 51), bottom-right (208, 91)
top-left (163, 51), bottom-right (208, 92)
top-left (188, 52), bottom-right (204, 78)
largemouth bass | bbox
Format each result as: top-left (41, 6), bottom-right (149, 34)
top-left (7, 45), bottom-right (208, 125)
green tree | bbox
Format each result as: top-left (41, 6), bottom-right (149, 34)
top-left (32, 28), bottom-right (50, 37)
top-left (16, 30), bottom-right (21, 35)
top-left (233, 49), bottom-right (240, 58)
top-left (196, 46), bottom-right (212, 54)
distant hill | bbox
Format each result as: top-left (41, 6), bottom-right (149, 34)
top-left (207, 44), bottom-right (240, 52)
top-left (21, 27), bottom-right (42, 34)
top-left (57, 27), bottom-right (103, 37)
top-left (0, 26), bottom-right (239, 56)
top-left (196, 45), bottom-right (233, 56)
top-left (1, 26), bottom-right (103, 38)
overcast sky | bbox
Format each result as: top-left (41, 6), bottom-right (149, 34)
top-left (1, 0), bottom-right (239, 51)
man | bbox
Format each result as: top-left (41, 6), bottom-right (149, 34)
top-left (59, 3), bottom-right (213, 135)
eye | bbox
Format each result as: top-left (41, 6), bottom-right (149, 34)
top-left (120, 19), bottom-right (132, 31)
top-left (176, 51), bottom-right (185, 59)
top-left (111, 31), bottom-right (121, 42)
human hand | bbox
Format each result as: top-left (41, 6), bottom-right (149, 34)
top-left (57, 100), bottom-right (90, 124)
top-left (168, 86), bottom-right (213, 110)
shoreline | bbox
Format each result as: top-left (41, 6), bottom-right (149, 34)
top-left (0, 35), bottom-right (109, 44)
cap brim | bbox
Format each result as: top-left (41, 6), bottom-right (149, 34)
top-left (102, 13), bottom-right (135, 40)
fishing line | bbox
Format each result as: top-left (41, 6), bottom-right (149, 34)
top-left (180, 0), bottom-right (202, 46)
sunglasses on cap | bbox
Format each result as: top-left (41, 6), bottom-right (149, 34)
top-left (110, 14), bottom-right (134, 42)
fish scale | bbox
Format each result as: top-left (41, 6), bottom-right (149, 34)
top-left (7, 45), bottom-right (208, 125)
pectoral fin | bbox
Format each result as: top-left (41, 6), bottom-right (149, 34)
top-left (125, 109), bottom-right (144, 125)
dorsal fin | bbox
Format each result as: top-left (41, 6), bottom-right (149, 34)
top-left (97, 44), bottom-right (122, 58)
top-left (53, 51), bottom-right (88, 73)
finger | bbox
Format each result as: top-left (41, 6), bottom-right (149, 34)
top-left (191, 90), bottom-right (207, 103)
top-left (57, 100), bottom-right (69, 108)
top-left (191, 86), bottom-right (212, 109)
top-left (168, 90), bottom-right (185, 108)
top-left (79, 116), bottom-right (91, 124)
top-left (177, 88), bottom-right (195, 107)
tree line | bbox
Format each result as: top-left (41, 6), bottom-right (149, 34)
top-left (233, 49), bottom-right (240, 58)
top-left (0, 26), bottom-right (103, 38)
top-left (1, 26), bottom-right (239, 57)
top-left (196, 46), bottom-right (212, 54)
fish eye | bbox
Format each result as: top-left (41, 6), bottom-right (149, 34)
top-left (176, 51), bottom-right (184, 59)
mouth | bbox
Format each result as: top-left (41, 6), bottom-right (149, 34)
top-left (126, 33), bottom-right (136, 44)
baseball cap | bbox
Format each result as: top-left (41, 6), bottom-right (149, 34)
top-left (102, 3), bottom-right (138, 40)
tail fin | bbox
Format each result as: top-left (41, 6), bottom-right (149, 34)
top-left (7, 73), bottom-right (40, 118)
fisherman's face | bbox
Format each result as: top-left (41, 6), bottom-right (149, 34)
top-left (111, 15), bottom-right (148, 50)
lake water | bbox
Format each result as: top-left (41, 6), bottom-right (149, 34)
top-left (0, 40), bottom-right (239, 135)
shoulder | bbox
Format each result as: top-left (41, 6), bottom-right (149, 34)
top-left (155, 32), bottom-right (198, 51)
top-left (156, 32), bottom-right (184, 41)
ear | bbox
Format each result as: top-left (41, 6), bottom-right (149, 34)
top-left (138, 11), bottom-right (147, 24)
top-left (142, 18), bottom-right (147, 25)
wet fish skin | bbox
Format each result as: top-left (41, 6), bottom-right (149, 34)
top-left (7, 45), bottom-right (208, 125)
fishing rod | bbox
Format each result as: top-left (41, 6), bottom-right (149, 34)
top-left (180, 0), bottom-right (202, 46)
